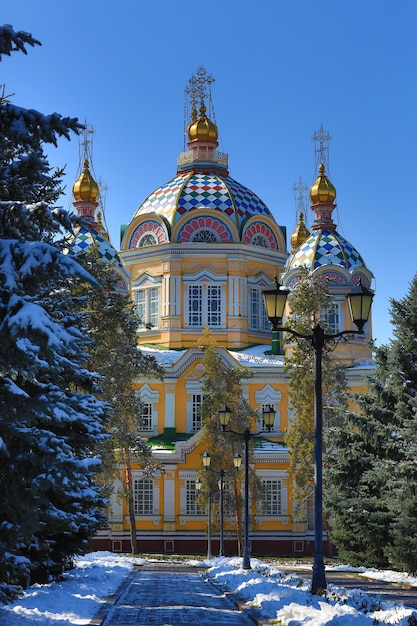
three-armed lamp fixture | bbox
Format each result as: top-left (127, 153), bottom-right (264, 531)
top-left (262, 276), bottom-right (374, 594)
top-left (218, 404), bottom-right (276, 569)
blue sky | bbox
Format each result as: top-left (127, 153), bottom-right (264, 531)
top-left (2, 0), bottom-right (416, 345)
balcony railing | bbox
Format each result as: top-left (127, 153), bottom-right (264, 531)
top-left (177, 149), bottom-right (228, 169)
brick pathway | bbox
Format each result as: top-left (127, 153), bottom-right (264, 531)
top-left (92, 563), bottom-right (266, 626)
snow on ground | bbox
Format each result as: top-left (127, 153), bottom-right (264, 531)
top-left (1, 552), bottom-right (417, 625)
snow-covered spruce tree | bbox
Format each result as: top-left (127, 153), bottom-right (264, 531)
top-left (384, 275), bottom-right (417, 573)
top-left (197, 331), bottom-right (262, 556)
top-left (323, 359), bottom-right (397, 569)
top-left (325, 274), bottom-right (417, 571)
top-left (0, 25), bottom-right (107, 600)
top-left (72, 249), bottom-right (164, 555)
top-left (284, 268), bottom-right (347, 521)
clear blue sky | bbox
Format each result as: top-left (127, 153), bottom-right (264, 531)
top-left (3, 0), bottom-right (416, 346)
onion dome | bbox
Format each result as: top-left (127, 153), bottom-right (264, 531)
top-left (286, 165), bottom-right (369, 278)
top-left (187, 102), bottom-right (218, 143)
top-left (290, 213), bottom-right (310, 252)
top-left (72, 159), bottom-right (99, 202)
top-left (310, 163), bottom-right (336, 205)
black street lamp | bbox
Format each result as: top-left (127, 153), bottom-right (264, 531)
top-left (195, 477), bottom-right (212, 559)
top-left (262, 277), bottom-right (374, 594)
top-left (218, 405), bottom-right (276, 570)
top-left (200, 451), bottom-right (241, 557)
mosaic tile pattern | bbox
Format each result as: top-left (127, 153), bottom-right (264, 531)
top-left (69, 226), bottom-right (124, 267)
top-left (177, 173), bottom-right (233, 217)
top-left (242, 221), bottom-right (279, 249)
top-left (133, 172), bottom-right (272, 229)
top-left (288, 229), bottom-right (365, 271)
top-left (176, 214), bottom-right (234, 242)
top-left (224, 176), bottom-right (271, 221)
top-left (134, 174), bottom-right (188, 223)
top-left (129, 218), bottom-right (169, 248)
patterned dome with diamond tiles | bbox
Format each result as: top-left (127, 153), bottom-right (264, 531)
top-left (69, 226), bottom-right (129, 293)
top-left (69, 226), bottom-right (120, 263)
top-left (288, 229), bottom-right (365, 272)
top-left (133, 171), bottom-right (272, 231)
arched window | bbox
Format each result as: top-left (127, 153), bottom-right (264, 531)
top-left (191, 229), bottom-right (219, 243)
top-left (138, 233), bottom-right (158, 247)
top-left (251, 234), bottom-right (269, 248)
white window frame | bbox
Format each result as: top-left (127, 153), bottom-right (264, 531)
top-left (249, 288), bottom-right (270, 332)
top-left (255, 386), bottom-right (282, 433)
top-left (184, 271), bottom-right (227, 329)
top-left (139, 402), bottom-right (153, 432)
top-left (186, 284), bottom-right (223, 328)
top-left (133, 477), bottom-right (154, 515)
top-left (256, 470), bottom-right (289, 520)
top-left (136, 384), bottom-right (159, 434)
top-left (191, 393), bottom-right (206, 432)
top-left (185, 479), bottom-right (205, 515)
top-left (261, 478), bottom-right (282, 515)
top-left (134, 286), bottom-right (160, 330)
top-left (321, 301), bottom-right (343, 335)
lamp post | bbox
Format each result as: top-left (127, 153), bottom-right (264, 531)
top-left (262, 278), bottom-right (374, 594)
top-left (201, 451), bottom-right (241, 556)
top-left (195, 477), bottom-right (212, 559)
top-left (218, 405), bottom-right (276, 570)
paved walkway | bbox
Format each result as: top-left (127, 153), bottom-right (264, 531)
top-left (91, 563), bottom-right (265, 626)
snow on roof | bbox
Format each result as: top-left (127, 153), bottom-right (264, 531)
top-left (229, 345), bottom-right (284, 366)
top-left (140, 345), bottom-right (284, 368)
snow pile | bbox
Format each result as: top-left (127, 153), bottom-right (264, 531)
top-left (203, 557), bottom-right (417, 625)
top-left (0, 552), bottom-right (142, 625)
top-left (2, 552), bottom-right (417, 625)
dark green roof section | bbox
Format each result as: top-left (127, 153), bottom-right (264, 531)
top-left (147, 431), bottom-right (285, 452)
top-left (148, 428), bottom-right (190, 451)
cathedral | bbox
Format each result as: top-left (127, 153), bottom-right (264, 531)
top-left (69, 68), bottom-right (374, 557)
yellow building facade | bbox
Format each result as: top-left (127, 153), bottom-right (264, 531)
top-left (73, 70), bottom-right (374, 557)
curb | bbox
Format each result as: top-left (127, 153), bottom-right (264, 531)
top-left (88, 568), bottom-right (139, 625)
top-left (204, 574), bottom-right (271, 626)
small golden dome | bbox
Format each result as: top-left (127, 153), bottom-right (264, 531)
top-left (310, 163), bottom-right (336, 205)
top-left (290, 212), bottom-right (310, 251)
top-left (187, 102), bottom-right (218, 143)
top-left (72, 159), bottom-right (99, 202)
top-left (96, 212), bottom-right (109, 241)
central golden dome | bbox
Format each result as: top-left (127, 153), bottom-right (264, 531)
top-left (187, 102), bottom-right (218, 143)
top-left (310, 163), bottom-right (336, 205)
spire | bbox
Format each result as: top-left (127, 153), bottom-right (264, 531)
top-left (312, 124), bottom-right (332, 176)
top-left (290, 178), bottom-right (310, 251)
top-left (72, 123), bottom-right (110, 239)
top-left (177, 67), bottom-right (228, 175)
top-left (309, 125), bottom-right (336, 231)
